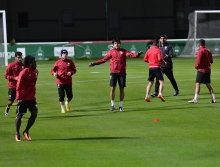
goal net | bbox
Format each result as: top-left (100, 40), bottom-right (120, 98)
top-left (179, 10), bottom-right (220, 57)
top-left (0, 10), bottom-right (8, 66)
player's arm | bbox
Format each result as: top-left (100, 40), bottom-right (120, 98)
top-left (164, 45), bottom-right (173, 59)
top-left (143, 51), bottom-right (149, 63)
top-left (88, 52), bottom-right (112, 67)
top-left (125, 49), bottom-right (143, 58)
top-left (195, 51), bottom-right (201, 69)
top-left (16, 71), bottom-right (26, 100)
top-left (4, 66), bottom-right (14, 80)
top-left (67, 61), bottom-right (77, 76)
top-left (51, 62), bottom-right (58, 77)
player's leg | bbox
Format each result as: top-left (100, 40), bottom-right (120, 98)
top-left (23, 100), bottom-right (38, 141)
top-left (145, 68), bottom-right (155, 102)
top-left (65, 85), bottom-right (73, 111)
top-left (204, 73), bottom-right (216, 103)
top-left (15, 101), bottom-right (26, 141)
top-left (188, 72), bottom-right (202, 103)
top-left (58, 84), bottom-right (66, 113)
top-left (118, 73), bottom-right (126, 112)
top-left (110, 73), bottom-right (117, 111)
top-left (4, 88), bottom-right (16, 116)
top-left (164, 67), bottom-right (179, 96)
top-left (155, 68), bottom-right (165, 102)
top-left (151, 79), bottom-right (159, 97)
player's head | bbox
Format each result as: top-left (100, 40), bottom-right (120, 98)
top-left (24, 55), bottom-right (36, 69)
top-left (159, 34), bottom-right (167, 44)
top-left (112, 38), bottom-right (121, 49)
top-left (15, 51), bottom-right (23, 63)
top-left (61, 49), bottom-right (68, 60)
top-left (199, 39), bottom-right (205, 46)
top-left (152, 39), bottom-right (159, 46)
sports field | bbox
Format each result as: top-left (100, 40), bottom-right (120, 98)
top-left (1, 57), bottom-right (220, 167)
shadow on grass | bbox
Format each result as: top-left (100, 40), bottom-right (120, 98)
top-left (39, 114), bottom-right (94, 119)
top-left (37, 136), bottom-right (141, 141)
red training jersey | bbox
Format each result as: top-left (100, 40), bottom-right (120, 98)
top-left (16, 67), bottom-right (38, 100)
top-left (4, 61), bottom-right (24, 88)
top-left (95, 48), bottom-right (139, 73)
top-left (195, 46), bottom-right (213, 73)
top-left (143, 46), bottom-right (165, 67)
top-left (51, 58), bottom-right (77, 84)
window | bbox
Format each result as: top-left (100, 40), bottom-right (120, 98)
top-left (190, 0), bottom-right (210, 7)
top-left (109, 10), bottom-right (120, 29)
top-left (17, 12), bottom-right (28, 29)
top-left (62, 11), bottom-right (75, 28)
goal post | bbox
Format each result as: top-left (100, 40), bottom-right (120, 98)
top-left (179, 10), bottom-right (220, 57)
top-left (0, 10), bottom-right (8, 66)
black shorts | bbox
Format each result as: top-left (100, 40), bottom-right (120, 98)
top-left (196, 71), bottom-right (211, 84)
top-left (148, 68), bottom-right (164, 81)
top-left (8, 88), bottom-right (16, 101)
top-left (57, 84), bottom-right (73, 101)
top-left (16, 100), bottom-right (38, 115)
top-left (110, 73), bottom-right (126, 87)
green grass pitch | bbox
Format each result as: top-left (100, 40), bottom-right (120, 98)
top-left (0, 57), bottom-right (220, 167)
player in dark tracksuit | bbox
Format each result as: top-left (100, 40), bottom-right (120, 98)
top-left (151, 34), bottom-right (179, 97)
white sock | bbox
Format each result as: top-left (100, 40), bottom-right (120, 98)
top-left (119, 101), bottom-right (123, 107)
top-left (65, 101), bottom-right (69, 105)
top-left (159, 92), bottom-right (162, 96)
top-left (61, 105), bottom-right (65, 110)
top-left (211, 93), bottom-right (215, 99)
top-left (146, 94), bottom-right (149, 98)
top-left (111, 100), bottom-right (114, 107)
top-left (194, 94), bottom-right (198, 99)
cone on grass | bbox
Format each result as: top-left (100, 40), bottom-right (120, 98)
top-left (154, 118), bottom-right (160, 122)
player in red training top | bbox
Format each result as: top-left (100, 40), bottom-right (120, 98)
top-left (4, 51), bottom-right (24, 116)
top-left (15, 55), bottom-right (38, 141)
top-left (143, 39), bottom-right (166, 102)
top-left (88, 38), bottom-right (143, 112)
top-left (188, 39), bottom-right (216, 104)
top-left (51, 49), bottom-right (77, 113)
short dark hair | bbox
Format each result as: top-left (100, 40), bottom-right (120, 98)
top-left (152, 39), bottom-right (159, 46)
top-left (15, 51), bottom-right (22, 57)
top-left (112, 38), bottom-right (121, 44)
top-left (199, 39), bottom-right (205, 46)
top-left (24, 55), bottom-right (35, 67)
top-left (160, 34), bottom-right (167, 39)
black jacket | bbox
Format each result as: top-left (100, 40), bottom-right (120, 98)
top-left (159, 42), bottom-right (173, 68)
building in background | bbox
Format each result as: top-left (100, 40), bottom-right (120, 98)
top-left (1, 0), bottom-right (220, 42)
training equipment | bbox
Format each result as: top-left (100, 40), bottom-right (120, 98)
top-left (154, 118), bottom-right (160, 122)
top-left (0, 10), bottom-right (8, 66)
top-left (180, 10), bottom-right (220, 57)
top-left (158, 95), bottom-right (165, 102)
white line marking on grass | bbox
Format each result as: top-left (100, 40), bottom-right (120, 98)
top-left (90, 72), bottom-right (101, 74)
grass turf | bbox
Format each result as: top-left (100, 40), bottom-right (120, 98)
top-left (0, 57), bottom-right (220, 167)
